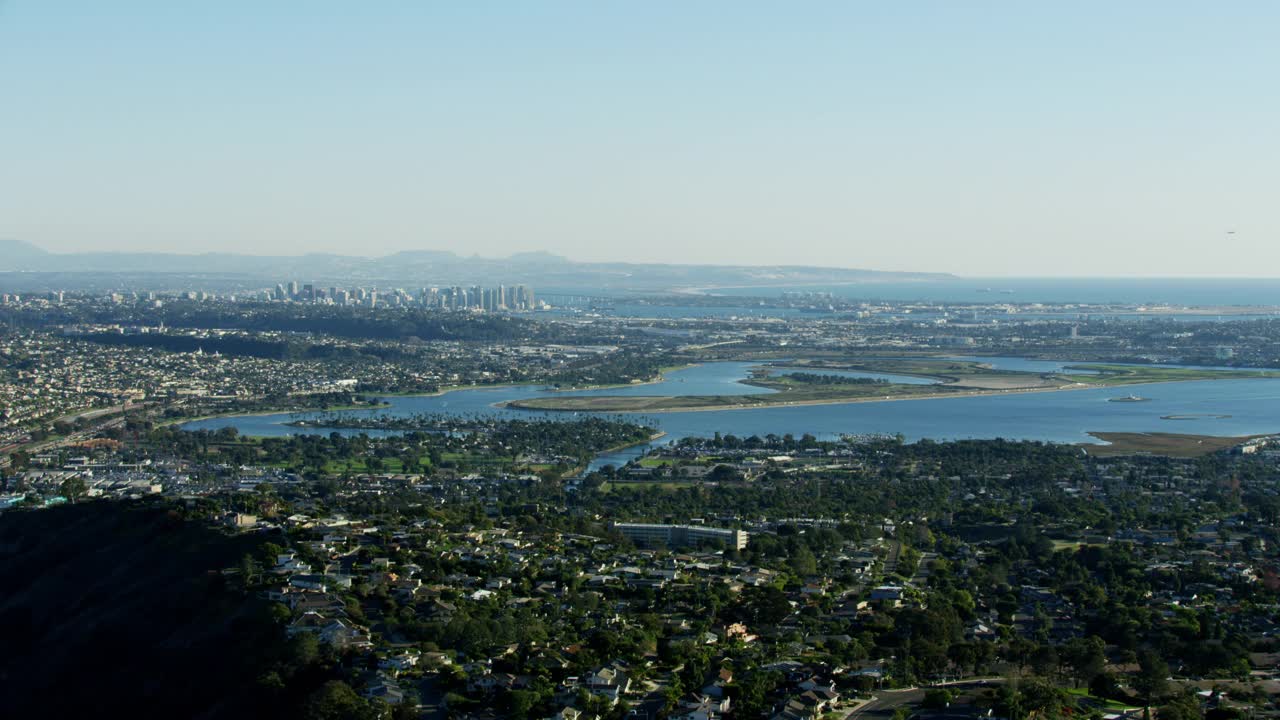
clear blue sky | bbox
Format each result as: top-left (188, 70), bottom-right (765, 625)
top-left (1, 2), bottom-right (1276, 275)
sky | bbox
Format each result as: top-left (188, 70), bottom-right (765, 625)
top-left (1, 2), bottom-right (1277, 276)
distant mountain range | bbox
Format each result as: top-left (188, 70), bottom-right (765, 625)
top-left (0, 238), bottom-right (950, 293)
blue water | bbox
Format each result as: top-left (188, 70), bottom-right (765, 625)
top-left (543, 304), bottom-right (1277, 322)
top-left (182, 360), bottom-right (1280, 470)
top-left (546, 304), bottom-right (816, 319)
top-left (705, 278), bottom-right (1280, 307)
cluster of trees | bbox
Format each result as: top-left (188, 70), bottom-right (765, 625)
top-left (75, 331), bottom-right (419, 363)
top-left (0, 500), bottom-right (411, 720)
top-left (776, 371), bottom-right (889, 385)
top-left (679, 430), bottom-right (829, 451)
top-left (543, 350), bottom-right (679, 388)
top-left (147, 417), bottom-right (654, 476)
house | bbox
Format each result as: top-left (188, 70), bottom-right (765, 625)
top-left (287, 612), bottom-right (371, 649)
top-left (725, 623), bottom-right (758, 643)
top-left (288, 574), bottom-right (328, 592)
top-left (288, 592), bottom-right (346, 614)
top-left (701, 667), bottom-right (734, 698)
top-left (870, 585), bottom-right (904, 606)
top-left (364, 681), bottom-right (405, 705)
top-left (427, 599), bottom-right (457, 622)
top-left (673, 694), bottom-right (731, 720)
top-left (379, 650), bottom-right (421, 675)
top-left (586, 665), bottom-right (631, 704)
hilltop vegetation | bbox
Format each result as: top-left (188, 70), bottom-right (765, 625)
top-left (0, 501), bottom-right (348, 719)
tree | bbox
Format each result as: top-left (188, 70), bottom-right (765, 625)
top-left (739, 585), bottom-right (792, 625)
top-left (923, 689), bottom-right (954, 708)
top-left (59, 476), bottom-right (87, 503)
top-left (9, 451), bottom-right (30, 472)
top-left (948, 643), bottom-right (977, 677)
top-left (707, 464), bottom-right (740, 483)
top-left (304, 681), bottom-right (373, 720)
top-left (1030, 645), bottom-right (1059, 679)
top-left (505, 689), bottom-right (539, 720)
top-left (1063, 636), bottom-right (1107, 687)
top-left (1007, 637), bottom-right (1038, 673)
top-left (790, 545), bottom-right (818, 577)
top-left (239, 554), bottom-right (261, 589)
top-left (391, 701), bottom-right (420, 720)
top-left (1158, 690), bottom-right (1203, 720)
top-left (1134, 651), bottom-right (1171, 719)
top-left (1019, 678), bottom-right (1069, 718)
top-left (287, 632), bottom-right (321, 669)
top-left (1089, 671), bottom-right (1120, 701)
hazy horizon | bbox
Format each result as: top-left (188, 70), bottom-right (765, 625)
top-left (2, 3), bottom-right (1276, 277)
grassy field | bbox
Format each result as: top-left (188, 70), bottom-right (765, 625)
top-left (1064, 687), bottom-right (1139, 712)
top-left (506, 357), bottom-right (1280, 413)
top-left (1056, 364), bottom-right (1280, 386)
top-left (507, 383), bottom-right (966, 412)
top-left (505, 358), bottom-right (1060, 412)
top-left (599, 480), bottom-right (698, 493)
top-left (1080, 431), bottom-right (1258, 457)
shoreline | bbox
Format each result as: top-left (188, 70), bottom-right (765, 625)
top-left (160, 401), bottom-right (392, 428)
top-left (545, 364), bottom-right (700, 393)
top-left (1080, 430), bottom-right (1269, 457)
top-left (598, 430), bottom-right (669, 455)
top-left (498, 375), bottom-right (1273, 415)
top-left (500, 383), bottom-right (1079, 414)
top-left (570, 427), bottom-right (670, 474)
top-left (376, 364), bottom-right (699, 398)
top-left (174, 368), bottom-right (1280, 425)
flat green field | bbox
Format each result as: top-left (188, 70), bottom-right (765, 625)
top-left (1080, 431), bottom-right (1259, 457)
top-left (599, 480), bottom-right (698, 493)
top-left (505, 357), bottom-right (1280, 413)
top-left (1057, 364), bottom-right (1280, 385)
top-left (505, 358), bottom-right (1063, 412)
top-left (506, 381), bottom-right (967, 412)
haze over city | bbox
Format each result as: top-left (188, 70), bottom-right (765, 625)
top-left (1, 2), bottom-right (1276, 277)
top-left (9, 5), bottom-right (1280, 720)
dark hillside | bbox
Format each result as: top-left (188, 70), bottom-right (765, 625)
top-left (0, 502), bottom-right (319, 719)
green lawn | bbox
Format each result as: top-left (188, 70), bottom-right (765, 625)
top-left (1058, 364), bottom-right (1280, 386)
top-left (599, 480), bottom-right (698, 493)
top-left (1064, 687), bottom-right (1137, 711)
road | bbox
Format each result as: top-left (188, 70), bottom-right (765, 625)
top-left (13, 416), bottom-right (129, 457)
top-left (846, 679), bottom-right (1007, 720)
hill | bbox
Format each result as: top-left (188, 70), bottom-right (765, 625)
top-left (0, 238), bottom-right (49, 260)
top-left (0, 501), bottom-right (328, 719)
top-left (0, 239), bottom-right (952, 292)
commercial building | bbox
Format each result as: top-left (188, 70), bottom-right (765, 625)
top-left (611, 522), bottom-right (748, 551)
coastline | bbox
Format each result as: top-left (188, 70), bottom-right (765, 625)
top-left (159, 401), bottom-right (391, 429)
top-left (598, 430), bottom-right (669, 455)
top-left (545, 364), bottom-right (700, 393)
top-left (1080, 430), bottom-right (1268, 457)
top-left (173, 368), bottom-right (1280, 425)
top-left (500, 362), bottom-right (1280, 415)
top-left (501, 383), bottom-right (1080, 414)
top-left (563, 430), bottom-right (668, 476)
top-left (497, 376), bottom-right (1273, 415)
top-left (374, 364), bottom-right (699, 398)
